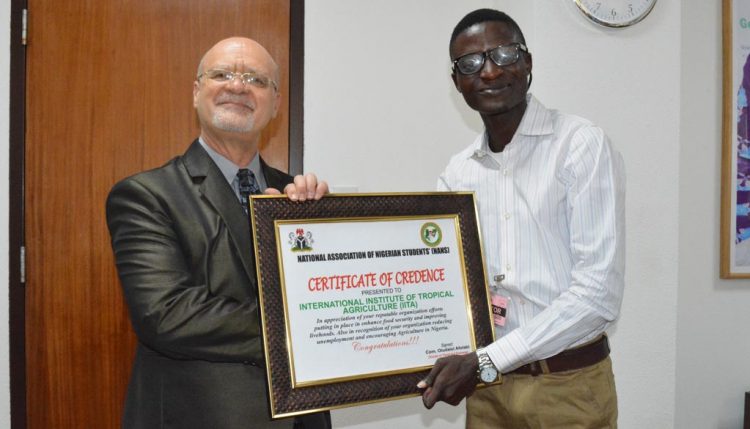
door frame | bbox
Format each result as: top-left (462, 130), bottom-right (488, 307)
top-left (7, 1), bottom-right (306, 426)
top-left (9, 0), bottom-right (28, 426)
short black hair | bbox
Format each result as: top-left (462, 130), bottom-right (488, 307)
top-left (449, 9), bottom-right (526, 52)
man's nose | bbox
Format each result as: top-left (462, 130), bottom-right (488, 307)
top-left (479, 58), bottom-right (504, 80)
top-left (226, 76), bottom-right (249, 92)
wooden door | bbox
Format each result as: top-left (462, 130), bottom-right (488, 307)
top-left (24, 1), bottom-right (298, 427)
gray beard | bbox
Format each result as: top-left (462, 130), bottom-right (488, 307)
top-left (212, 109), bottom-right (255, 133)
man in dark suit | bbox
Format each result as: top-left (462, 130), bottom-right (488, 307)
top-left (106, 37), bottom-right (331, 429)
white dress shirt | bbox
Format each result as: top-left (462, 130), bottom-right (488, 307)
top-left (438, 94), bottom-right (625, 373)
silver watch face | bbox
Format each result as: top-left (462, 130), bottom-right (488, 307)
top-left (480, 366), bottom-right (498, 383)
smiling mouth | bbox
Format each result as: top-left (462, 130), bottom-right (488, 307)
top-left (218, 102), bottom-right (254, 111)
top-left (478, 86), bottom-right (509, 95)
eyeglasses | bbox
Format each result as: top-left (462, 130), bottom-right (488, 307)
top-left (198, 69), bottom-right (278, 91)
top-left (452, 43), bottom-right (528, 75)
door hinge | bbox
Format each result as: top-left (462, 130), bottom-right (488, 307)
top-left (21, 8), bottom-right (28, 46)
top-left (20, 246), bottom-right (25, 284)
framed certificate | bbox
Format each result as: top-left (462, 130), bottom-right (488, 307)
top-left (249, 192), bottom-right (493, 418)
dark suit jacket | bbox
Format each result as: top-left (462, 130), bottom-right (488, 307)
top-left (107, 141), bottom-right (330, 429)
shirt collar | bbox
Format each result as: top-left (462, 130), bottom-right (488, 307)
top-left (469, 93), bottom-right (554, 160)
top-left (516, 93), bottom-right (554, 137)
top-left (198, 137), bottom-right (265, 190)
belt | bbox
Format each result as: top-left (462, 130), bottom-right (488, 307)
top-left (508, 335), bottom-right (610, 377)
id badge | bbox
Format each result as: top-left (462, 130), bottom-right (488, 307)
top-left (491, 294), bottom-right (509, 327)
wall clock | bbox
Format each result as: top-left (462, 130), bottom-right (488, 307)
top-left (574, 0), bottom-right (657, 28)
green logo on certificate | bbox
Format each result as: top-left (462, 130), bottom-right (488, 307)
top-left (420, 222), bottom-right (442, 247)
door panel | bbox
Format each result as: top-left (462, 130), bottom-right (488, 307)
top-left (25, 1), bottom-right (293, 427)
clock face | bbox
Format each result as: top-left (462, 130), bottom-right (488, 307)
top-left (574, 0), bottom-right (656, 28)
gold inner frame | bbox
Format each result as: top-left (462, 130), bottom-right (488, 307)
top-left (273, 214), bottom-right (477, 388)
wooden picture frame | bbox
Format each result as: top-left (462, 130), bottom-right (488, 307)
top-left (249, 193), bottom-right (495, 418)
top-left (721, 0), bottom-right (750, 277)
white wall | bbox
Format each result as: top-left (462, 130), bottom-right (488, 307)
top-left (306, 1), bottom-right (680, 428)
top-left (532, 3), bottom-right (679, 425)
top-left (1, 0), bottom-right (12, 426)
top-left (677, 2), bottom-right (750, 429)
top-left (1, 1), bottom-right (748, 428)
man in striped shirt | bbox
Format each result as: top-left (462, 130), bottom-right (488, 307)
top-left (418, 9), bottom-right (625, 428)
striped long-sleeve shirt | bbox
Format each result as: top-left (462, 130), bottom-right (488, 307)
top-left (438, 94), bottom-right (626, 373)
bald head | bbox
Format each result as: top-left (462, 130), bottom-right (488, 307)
top-left (197, 37), bottom-right (280, 84)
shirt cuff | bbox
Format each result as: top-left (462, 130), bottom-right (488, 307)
top-left (483, 330), bottom-right (534, 373)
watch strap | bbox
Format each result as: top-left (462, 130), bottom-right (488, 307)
top-left (477, 347), bottom-right (494, 368)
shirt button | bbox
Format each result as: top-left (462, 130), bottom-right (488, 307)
top-left (506, 264), bottom-right (512, 271)
top-left (503, 169), bottom-right (510, 176)
top-left (504, 213), bottom-right (511, 219)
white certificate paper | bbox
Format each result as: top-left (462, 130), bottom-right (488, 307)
top-left (276, 216), bottom-right (475, 386)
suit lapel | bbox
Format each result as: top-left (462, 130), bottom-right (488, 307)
top-left (260, 157), bottom-right (293, 191)
top-left (181, 141), bottom-right (257, 283)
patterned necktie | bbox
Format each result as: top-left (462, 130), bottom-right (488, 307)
top-left (237, 168), bottom-right (261, 215)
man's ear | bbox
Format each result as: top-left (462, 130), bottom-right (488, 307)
top-left (451, 72), bottom-right (461, 93)
top-left (524, 53), bottom-right (533, 89)
top-left (525, 52), bottom-right (533, 76)
top-left (193, 80), bottom-right (200, 108)
top-left (272, 90), bottom-right (281, 118)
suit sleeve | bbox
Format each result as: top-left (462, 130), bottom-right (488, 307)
top-left (106, 177), bottom-right (262, 363)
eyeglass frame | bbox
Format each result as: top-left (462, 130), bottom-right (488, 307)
top-left (451, 42), bottom-right (529, 75)
top-left (197, 68), bottom-right (279, 92)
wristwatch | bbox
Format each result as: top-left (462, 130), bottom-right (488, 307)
top-left (476, 347), bottom-right (500, 384)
